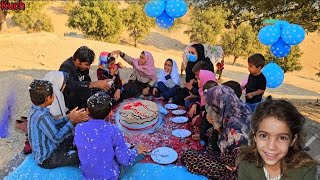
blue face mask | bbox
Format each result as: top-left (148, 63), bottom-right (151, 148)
top-left (187, 53), bottom-right (197, 62)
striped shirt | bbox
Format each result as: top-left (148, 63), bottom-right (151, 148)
top-left (28, 105), bottom-right (74, 164)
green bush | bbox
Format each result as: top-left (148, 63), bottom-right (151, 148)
top-left (64, 1), bottom-right (75, 14)
top-left (68, 0), bottom-right (123, 43)
top-left (264, 46), bottom-right (303, 73)
top-left (221, 23), bottom-right (264, 65)
top-left (12, 2), bottom-right (53, 33)
top-left (122, 4), bottom-right (154, 47)
top-left (184, 7), bottom-right (227, 44)
top-left (12, 12), bottom-right (53, 33)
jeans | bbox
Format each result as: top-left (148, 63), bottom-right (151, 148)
top-left (246, 102), bottom-right (260, 112)
top-left (157, 82), bottom-right (179, 100)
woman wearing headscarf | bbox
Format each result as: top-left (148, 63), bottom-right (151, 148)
top-left (152, 58), bottom-right (180, 101)
top-left (111, 50), bottom-right (157, 99)
top-left (187, 70), bottom-right (217, 141)
top-left (174, 43), bottom-right (215, 107)
top-left (43, 71), bottom-right (69, 119)
top-left (181, 85), bottom-right (252, 180)
top-left (185, 43), bottom-right (214, 83)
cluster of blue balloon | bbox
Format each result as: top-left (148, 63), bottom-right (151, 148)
top-left (258, 20), bottom-right (305, 88)
top-left (258, 20), bottom-right (305, 58)
top-left (144, 0), bottom-right (188, 29)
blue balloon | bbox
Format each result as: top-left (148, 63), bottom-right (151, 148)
top-left (274, 20), bottom-right (290, 30)
top-left (262, 62), bottom-right (284, 88)
top-left (144, 0), bottom-right (165, 18)
top-left (258, 25), bottom-right (280, 45)
top-left (270, 38), bottom-right (291, 58)
top-left (156, 11), bottom-right (174, 29)
top-left (165, 0), bottom-right (188, 18)
top-left (281, 24), bottom-right (305, 45)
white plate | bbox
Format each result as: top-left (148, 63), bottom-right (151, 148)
top-left (164, 103), bottom-right (178, 110)
top-left (172, 109), bottom-right (186, 115)
top-left (172, 129), bottom-right (191, 138)
top-left (150, 147), bottom-right (178, 164)
top-left (171, 116), bottom-right (188, 123)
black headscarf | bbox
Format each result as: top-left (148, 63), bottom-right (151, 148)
top-left (185, 44), bottom-right (214, 83)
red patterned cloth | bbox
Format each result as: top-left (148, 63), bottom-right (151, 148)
top-left (108, 98), bottom-right (204, 165)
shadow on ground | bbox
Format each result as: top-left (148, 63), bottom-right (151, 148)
top-left (140, 32), bottom-right (186, 51)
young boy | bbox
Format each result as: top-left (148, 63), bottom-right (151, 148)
top-left (74, 91), bottom-right (147, 179)
top-left (243, 53), bottom-right (267, 111)
top-left (28, 80), bottom-right (88, 169)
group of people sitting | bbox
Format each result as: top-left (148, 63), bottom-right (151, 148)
top-left (25, 45), bottom-right (318, 180)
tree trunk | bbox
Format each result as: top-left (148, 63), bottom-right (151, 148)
top-left (232, 56), bottom-right (238, 65)
top-left (134, 38), bottom-right (137, 47)
top-left (0, 10), bottom-right (8, 32)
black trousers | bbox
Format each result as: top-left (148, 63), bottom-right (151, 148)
top-left (39, 135), bottom-right (79, 169)
top-left (121, 80), bottom-right (151, 100)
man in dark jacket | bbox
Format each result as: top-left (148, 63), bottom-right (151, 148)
top-left (59, 46), bottom-right (111, 109)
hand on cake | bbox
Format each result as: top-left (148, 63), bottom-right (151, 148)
top-left (137, 144), bottom-right (147, 154)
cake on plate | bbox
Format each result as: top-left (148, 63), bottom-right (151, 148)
top-left (119, 100), bottom-right (159, 131)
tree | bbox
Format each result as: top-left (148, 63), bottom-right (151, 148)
top-left (221, 23), bottom-right (264, 65)
top-left (68, 0), bottom-right (123, 43)
top-left (264, 46), bottom-right (303, 73)
top-left (0, 10), bottom-right (8, 31)
top-left (199, 0), bottom-right (320, 32)
top-left (11, 2), bottom-right (53, 33)
top-left (184, 7), bottom-right (227, 44)
top-left (122, 4), bottom-right (154, 47)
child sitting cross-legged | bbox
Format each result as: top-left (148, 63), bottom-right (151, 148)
top-left (74, 91), bottom-right (147, 180)
top-left (28, 80), bottom-right (89, 169)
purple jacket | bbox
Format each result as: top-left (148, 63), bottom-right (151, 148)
top-left (74, 119), bottom-right (137, 180)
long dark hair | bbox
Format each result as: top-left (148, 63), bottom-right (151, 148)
top-left (239, 96), bottom-right (317, 175)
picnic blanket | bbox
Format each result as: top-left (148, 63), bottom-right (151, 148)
top-left (5, 97), bottom-right (207, 179)
top-left (5, 155), bottom-right (207, 180)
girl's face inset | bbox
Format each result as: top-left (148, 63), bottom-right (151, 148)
top-left (254, 117), bottom-right (297, 171)
top-left (138, 53), bottom-right (147, 65)
top-left (164, 60), bottom-right (173, 73)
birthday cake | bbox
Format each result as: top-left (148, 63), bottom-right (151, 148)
top-left (119, 100), bottom-right (159, 131)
